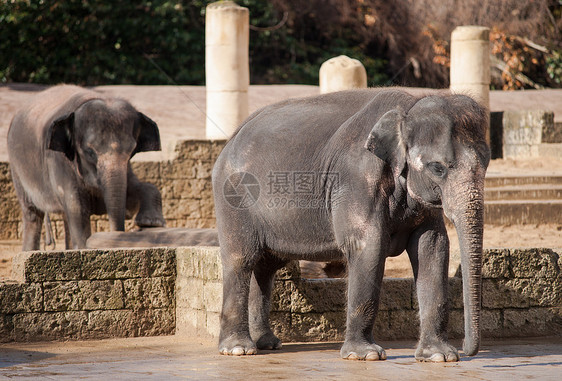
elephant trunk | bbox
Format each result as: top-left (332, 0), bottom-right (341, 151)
top-left (445, 181), bottom-right (485, 357)
top-left (99, 158), bottom-right (128, 231)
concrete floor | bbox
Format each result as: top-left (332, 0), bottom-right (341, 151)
top-left (0, 336), bottom-right (561, 380)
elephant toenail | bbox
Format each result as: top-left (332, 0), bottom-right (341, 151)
top-left (365, 352), bottom-right (380, 361)
top-left (346, 352), bottom-right (360, 360)
top-left (429, 353), bottom-right (446, 362)
top-left (231, 346), bottom-right (245, 356)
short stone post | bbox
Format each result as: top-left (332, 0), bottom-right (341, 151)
top-left (319, 55), bottom-right (367, 94)
top-left (205, 1), bottom-right (249, 139)
top-left (450, 26), bottom-right (491, 109)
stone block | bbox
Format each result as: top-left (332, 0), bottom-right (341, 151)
top-left (289, 312), bottom-right (345, 342)
top-left (160, 161), bottom-right (197, 180)
top-left (482, 279), bottom-right (530, 309)
top-left (206, 311), bottom-right (221, 338)
top-left (290, 278), bottom-right (346, 313)
top-left (203, 281), bottom-right (222, 313)
top-left (177, 247), bottom-right (222, 280)
top-left (502, 110), bottom-right (556, 158)
top-left (176, 277), bottom-right (205, 310)
top-left (82, 248), bottom-right (175, 280)
top-left (124, 277), bottom-right (174, 309)
top-left (175, 307), bottom-right (207, 337)
top-left (80, 280), bottom-right (125, 310)
top-left (379, 278), bottom-right (413, 311)
top-left (388, 309), bottom-right (419, 340)
top-left (43, 281), bottom-right (82, 312)
top-left (149, 248), bottom-right (176, 277)
top-left (482, 249), bottom-right (512, 278)
top-left (0, 282), bottom-right (42, 314)
top-left (82, 249), bottom-right (149, 279)
top-left (13, 311), bottom-right (88, 341)
top-left (447, 309), bottom-right (465, 338)
top-left (163, 199), bottom-right (202, 220)
top-left (43, 280), bottom-right (125, 312)
top-left (508, 277), bottom-right (562, 307)
top-left (12, 251), bottom-right (81, 283)
top-left (502, 307), bottom-right (562, 337)
top-left (174, 140), bottom-right (214, 161)
top-left (0, 314), bottom-right (14, 342)
top-left (448, 277), bottom-right (464, 309)
top-left (481, 309), bottom-right (502, 337)
top-left (276, 261), bottom-right (301, 280)
top-left (0, 221), bottom-right (19, 240)
top-left (269, 311), bottom-right (292, 341)
top-left (271, 280), bottom-right (294, 312)
top-left (508, 248), bottom-right (560, 279)
top-left (86, 309), bottom-right (137, 338)
top-left (130, 161), bottom-right (161, 181)
top-left (210, 140), bottom-right (227, 160)
top-left (372, 310), bottom-right (391, 340)
top-left (135, 308), bottom-right (176, 337)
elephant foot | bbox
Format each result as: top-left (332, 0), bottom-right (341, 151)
top-left (415, 340), bottom-right (459, 362)
top-left (340, 340), bottom-right (387, 361)
top-left (219, 335), bottom-right (257, 356)
top-left (253, 331), bottom-right (283, 350)
top-left (135, 213), bottom-right (165, 228)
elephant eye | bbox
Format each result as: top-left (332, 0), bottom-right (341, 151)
top-left (427, 162), bottom-right (447, 178)
top-left (83, 147), bottom-right (97, 161)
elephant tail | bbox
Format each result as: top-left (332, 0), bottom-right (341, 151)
top-left (43, 214), bottom-right (56, 251)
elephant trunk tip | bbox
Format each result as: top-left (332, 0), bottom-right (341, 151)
top-left (462, 338), bottom-right (480, 356)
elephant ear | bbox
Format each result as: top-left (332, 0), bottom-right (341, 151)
top-left (48, 113), bottom-right (75, 161)
top-left (364, 109), bottom-right (407, 173)
top-left (133, 112), bottom-right (161, 155)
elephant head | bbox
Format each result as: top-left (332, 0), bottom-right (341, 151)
top-left (47, 98), bottom-right (161, 231)
top-left (366, 94), bottom-right (490, 356)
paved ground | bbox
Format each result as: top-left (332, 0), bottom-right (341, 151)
top-left (0, 335), bottom-right (561, 380)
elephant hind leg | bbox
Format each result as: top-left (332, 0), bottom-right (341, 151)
top-left (12, 174), bottom-right (44, 251)
top-left (249, 254), bottom-right (287, 350)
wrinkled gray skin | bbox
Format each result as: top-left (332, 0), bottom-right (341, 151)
top-left (8, 85), bottom-right (165, 251)
top-left (212, 89), bottom-right (490, 362)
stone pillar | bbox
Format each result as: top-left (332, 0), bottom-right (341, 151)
top-left (319, 55), bottom-right (367, 94)
top-left (450, 26), bottom-right (491, 110)
top-left (205, 1), bottom-right (249, 139)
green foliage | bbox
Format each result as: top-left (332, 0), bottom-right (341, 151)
top-left (546, 50), bottom-right (562, 85)
top-left (0, 0), bottom-right (388, 86)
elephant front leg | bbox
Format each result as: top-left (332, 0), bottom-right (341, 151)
top-left (63, 194), bottom-right (91, 249)
top-left (340, 237), bottom-right (387, 361)
top-left (407, 221), bottom-right (459, 362)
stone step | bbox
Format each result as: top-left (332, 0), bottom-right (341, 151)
top-left (484, 200), bottom-right (562, 225)
top-left (485, 175), bottom-right (562, 187)
top-left (485, 184), bottom-right (562, 201)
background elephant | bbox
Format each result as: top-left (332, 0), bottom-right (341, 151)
top-left (8, 85), bottom-right (165, 251)
top-left (212, 88), bottom-right (490, 361)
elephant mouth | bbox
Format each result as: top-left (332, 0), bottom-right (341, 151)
top-left (406, 186), bottom-right (443, 209)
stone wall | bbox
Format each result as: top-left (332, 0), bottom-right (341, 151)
top-left (1, 246), bottom-right (560, 343)
top-left (0, 140), bottom-right (227, 241)
top-left (0, 247), bottom-right (176, 342)
top-left (177, 247), bottom-right (562, 342)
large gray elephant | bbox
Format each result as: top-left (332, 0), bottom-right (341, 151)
top-left (8, 85), bottom-right (165, 251)
top-left (212, 89), bottom-right (490, 362)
